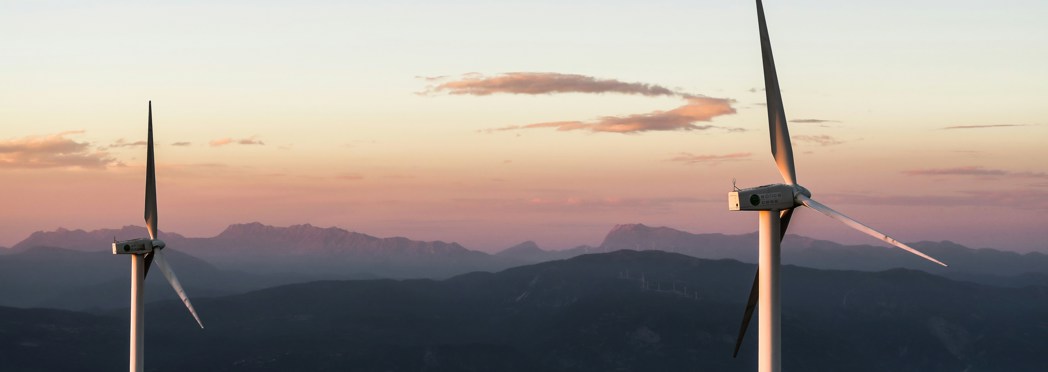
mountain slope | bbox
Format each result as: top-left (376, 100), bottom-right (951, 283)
top-left (0, 246), bottom-right (301, 310)
top-left (2, 250), bottom-right (1045, 371)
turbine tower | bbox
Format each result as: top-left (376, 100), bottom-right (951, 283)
top-left (112, 101), bottom-right (204, 372)
top-left (728, 2), bottom-right (947, 371)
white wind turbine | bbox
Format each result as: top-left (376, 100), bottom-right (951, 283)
top-left (111, 101), bottom-right (204, 372)
top-left (727, 2), bottom-right (947, 371)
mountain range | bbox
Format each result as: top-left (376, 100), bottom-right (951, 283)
top-left (2, 250), bottom-right (1045, 371)
top-left (2, 222), bottom-right (1045, 312)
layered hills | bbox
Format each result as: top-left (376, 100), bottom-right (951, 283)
top-left (3, 222), bottom-right (1045, 312)
top-left (2, 250), bottom-right (1045, 371)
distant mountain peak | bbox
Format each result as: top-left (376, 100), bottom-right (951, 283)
top-left (608, 223), bottom-right (653, 232)
top-left (600, 223), bottom-right (695, 251)
top-left (497, 241), bottom-right (546, 258)
top-left (209, 222), bottom-right (477, 258)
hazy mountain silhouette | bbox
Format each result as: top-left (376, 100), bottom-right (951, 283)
top-left (9, 223), bottom-right (518, 279)
top-left (495, 240), bottom-right (545, 259)
top-left (564, 223), bottom-right (1048, 287)
top-left (0, 245), bottom-right (306, 310)
top-left (1, 250), bottom-right (1045, 371)
top-left (4, 222), bottom-right (1046, 313)
top-left (0, 223), bottom-right (515, 310)
top-left (10, 226), bottom-right (188, 253)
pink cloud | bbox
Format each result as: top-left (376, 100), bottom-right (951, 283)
top-left (491, 96), bottom-right (737, 134)
top-left (424, 72), bottom-right (680, 97)
top-left (0, 131), bottom-right (117, 169)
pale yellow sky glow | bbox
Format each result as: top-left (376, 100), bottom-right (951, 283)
top-left (2, 0), bottom-right (1046, 252)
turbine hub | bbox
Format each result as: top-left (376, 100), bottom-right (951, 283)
top-left (152, 239), bottom-right (166, 250)
top-left (792, 184), bottom-right (812, 201)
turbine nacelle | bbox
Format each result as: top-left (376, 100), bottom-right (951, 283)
top-left (729, 184), bottom-right (799, 211)
top-left (112, 238), bottom-right (165, 255)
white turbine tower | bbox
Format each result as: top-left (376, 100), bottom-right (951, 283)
top-left (112, 101), bottom-right (204, 372)
top-left (727, 2), bottom-right (947, 371)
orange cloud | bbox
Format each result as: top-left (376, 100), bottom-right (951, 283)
top-left (425, 72), bottom-right (680, 97)
top-left (491, 96), bottom-right (737, 134)
top-left (0, 131), bottom-right (116, 169)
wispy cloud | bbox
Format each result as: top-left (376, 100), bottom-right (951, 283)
top-left (941, 124), bottom-right (1027, 130)
top-left (107, 138), bottom-right (147, 148)
top-left (336, 173), bottom-right (364, 181)
top-left (210, 136), bottom-right (265, 147)
top-left (902, 166), bottom-right (1048, 179)
top-left (668, 152), bottom-right (751, 165)
top-left (171, 141), bottom-right (192, 147)
top-left (819, 189), bottom-right (1048, 210)
top-left (423, 72), bottom-right (680, 97)
top-left (454, 196), bottom-right (704, 213)
top-left (792, 119), bottom-right (839, 124)
top-left (0, 131), bottom-right (117, 169)
top-left (793, 134), bottom-right (843, 146)
top-left (427, 72), bottom-right (740, 134)
top-left (416, 74), bottom-right (449, 82)
top-left (488, 96), bottom-right (737, 134)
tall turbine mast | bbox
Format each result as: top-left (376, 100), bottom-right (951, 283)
top-left (112, 101), bottom-right (203, 372)
top-left (726, 2), bottom-right (946, 371)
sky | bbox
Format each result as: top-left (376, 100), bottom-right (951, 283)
top-left (2, 0), bottom-right (1046, 253)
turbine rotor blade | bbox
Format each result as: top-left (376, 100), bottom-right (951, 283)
top-left (143, 252), bottom-right (154, 277)
top-left (733, 270), bottom-right (759, 358)
top-left (153, 249), bottom-right (205, 328)
top-left (797, 195), bottom-right (947, 267)
top-left (779, 208), bottom-right (794, 240)
top-left (757, 0), bottom-right (797, 185)
top-left (144, 101), bottom-right (158, 240)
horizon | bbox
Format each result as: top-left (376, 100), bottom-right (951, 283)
top-left (3, 220), bottom-right (1034, 255)
top-left (3, 1), bottom-right (1046, 253)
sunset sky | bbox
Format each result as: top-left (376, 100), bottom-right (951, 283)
top-left (2, 0), bottom-right (1046, 253)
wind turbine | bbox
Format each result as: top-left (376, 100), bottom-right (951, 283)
top-left (727, 2), bottom-right (947, 371)
top-left (111, 101), bottom-right (204, 372)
